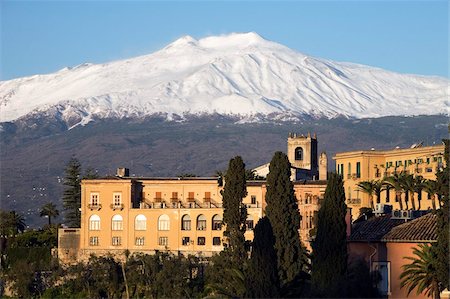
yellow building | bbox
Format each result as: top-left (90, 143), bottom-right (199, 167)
top-left (58, 133), bottom-right (327, 263)
top-left (333, 143), bottom-right (445, 211)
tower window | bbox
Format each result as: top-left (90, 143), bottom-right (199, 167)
top-left (295, 147), bottom-right (304, 160)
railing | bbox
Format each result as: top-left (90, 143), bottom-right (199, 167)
top-left (139, 201), bottom-right (223, 209)
top-left (347, 198), bottom-right (361, 205)
top-left (88, 204), bottom-right (102, 210)
top-left (110, 203), bottom-right (124, 211)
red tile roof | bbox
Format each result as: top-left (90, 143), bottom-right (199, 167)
top-left (348, 215), bottom-right (405, 242)
top-left (382, 213), bottom-right (437, 242)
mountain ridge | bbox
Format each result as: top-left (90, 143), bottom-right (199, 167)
top-left (1, 32), bottom-right (448, 125)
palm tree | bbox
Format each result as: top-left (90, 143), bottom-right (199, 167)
top-left (402, 174), bottom-right (416, 210)
top-left (373, 180), bottom-right (385, 205)
top-left (5, 211), bottom-right (26, 236)
top-left (356, 181), bottom-right (376, 209)
top-left (413, 176), bottom-right (426, 210)
top-left (400, 244), bottom-right (441, 299)
top-left (384, 172), bottom-right (406, 210)
top-left (423, 180), bottom-right (438, 211)
top-left (39, 202), bottom-right (59, 226)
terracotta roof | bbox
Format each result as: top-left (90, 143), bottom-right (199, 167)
top-left (348, 215), bottom-right (405, 242)
top-left (382, 213), bottom-right (437, 242)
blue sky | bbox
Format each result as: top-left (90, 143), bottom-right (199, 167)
top-left (1, 1), bottom-right (448, 80)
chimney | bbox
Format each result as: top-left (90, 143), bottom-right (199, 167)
top-left (345, 207), bottom-right (352, 238)
top-left (117, 167), bottom-right (129, 178)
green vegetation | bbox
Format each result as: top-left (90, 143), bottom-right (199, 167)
top-left (40, 203), bottom-right (60, 226)
top-left (62, 157), bottom-right (82, 227)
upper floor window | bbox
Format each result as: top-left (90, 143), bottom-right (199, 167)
top-left (89, 236), bottom-right (99, 246)
top-left (356, 162), bottom-right (361, 178)
top-left (212, 214), bottom-right (222, 230)
top-left (246, 215), bottom-right (254, 230)
top-left (181, 214), bottom-right (191, 231)
top-left (197, 214), bottom-right (206, 231)
top-left (113, 193), bottom-right (122, 206)
top-left (135, 214), bottom-right (147, 230)
top-left (158, 214), bottom-right (170, 231)
top-left (204, 192), bottom-right (211, 202)
top-left (295, 147), bottom-right (303, 160)
top-left (90, 193), bottom-right (99, 205)
top-left (251, 195), bottom-right (256, 205)
top-left (111, 214), bottom-right (123, 231)
top-left (89, 214), bottom-right (100, 230)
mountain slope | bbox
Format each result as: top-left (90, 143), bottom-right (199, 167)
top-left (1, 32), bottom-right (448, 125)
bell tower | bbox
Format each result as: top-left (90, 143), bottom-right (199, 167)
top-left (287, 132), bottom-right (319, 180)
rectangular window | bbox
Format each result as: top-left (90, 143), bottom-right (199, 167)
top-left (197, 237), bottom-right (206, 246)
top-left (356, 162), bottom-right (361, 178)
top-left (90, 193), bottom-right (99, 205)
top-left (155, 192), bottom-right (162, 200)
top-left (89, 236), bottom-right (99, 246)
top-left (113, 193), bottom-right (122, 206)
top-left (188, 192), bottom-right (195, 202)
top-left (372, 261), bottom-right (391, 295)
top-left (213, 237), bottom-right (221, 246)
top-left (112, 236), bottom-right (121, 246)
top-left (204, 192), bottom-right (211, 202)
top-left (426, 158), bottom-right (430, 164)
top-left (135, 237), bottom-right (145, 246)
top-left (158, 236), bottom-right (168, 246)
top-left (171, 192), bottom-right (178, 201)
top-left (251, 195), bottom-right (256, 205)
top-left (246, 220), bottom-right (254, 230)
top-left (348, 163), bottom-right (352, 177)
top-left (182, 237), bottom-right (190, 246)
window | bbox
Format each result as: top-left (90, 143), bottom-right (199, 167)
top-left (348, 163), bottom-right (352, 176)
top-left (158, 214), bottom-right (170, 231)
top-left (135, 237), bottom-right (145, 246)
top-left (135, 214), bottom-right (147, 230)
top-left (158, 236), bottom-right (168, 246)
top-left (90, 193), bottom-right (99, 205)
top-left (188, 192), bottom-right (195, 202)
top-left (113, 193), bottom-right (122, 206)
top-left (204, 192), bottom-right (211, 202)
top-left (356, 162), bottom-right (361, 178)
top-left (372, 261), bottom-right (391, 295)
top-left (89, 214), bottom-right (100, 230)
top-left (251, 195), bottom-right (256, 205)
top-left (181, 214), bottom-right (191, 231)
top-left (89, 236), bottom-right (99, 246)
top-left (212, 214), bottom-right (222, 230)
top-left (182, 237), bottom-right (190, 246)
top-left (112, 236), bottom-right (121, 246)
top-left (197, 214), bottom-right (206, 231)
top-left (246, 215), bottom-right (254, 230)
top-left (213, 237), bottom-right (221, 246)
top-left (295, 147), bottom-right (303, 160)
top-left (155, 192), bottom-right (162, 201)
top-left (171, 192), bottom-right (178, 201)
top-left (112, 214), bottom-right (123, 231)
top-left (197, 237), bottom-right (206, 246)
top-left (426, 158), bottom-right (430, 164)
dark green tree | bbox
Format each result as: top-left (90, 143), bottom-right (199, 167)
top-left (311, 172), bottom-right (348, 297)
top-left (83, 167), bottom-right (99, 179)
top-left (221, 156), bottom-right (248, 268)
top-left (265, 151), bottom-right (307, 288)
top-left (62, 157), bottom-right (81, 227)
top-left (39, 202), bottom-right (59, 226)
top-left (246, 216), bottom-right (280, 298)
top-left (435, 138), bottom-right (449, 290)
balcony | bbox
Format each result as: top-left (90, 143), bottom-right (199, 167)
top-left (347, 198), bottom-right (361, 205)
top-left (110, 203), bottom-right (124, 211)
top-left (88, 204), bottom-right (102, 210)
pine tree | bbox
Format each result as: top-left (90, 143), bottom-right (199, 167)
top-left (62, 157), bottom-right (82, 227)
top-left (221, 156), bottom-right (248, 268)
top-left (265, 151), bottom-right (307, 288)
top-left (435, 138), bottom-right (449, 290)
top-left (311, 172), bottom-right (348, 297)
top-left (246, 216), bottom-right (280, 298)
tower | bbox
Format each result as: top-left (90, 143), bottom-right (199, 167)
top-left (287, 132), bottom-right (319, 180)
top-left (319, 152), bottom-right (328, 180)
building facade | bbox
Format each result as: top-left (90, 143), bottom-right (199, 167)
top-left (333, 144), bottom-right (445, 211)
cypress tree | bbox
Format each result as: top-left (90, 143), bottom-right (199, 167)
top-left (311, 172), bottom-right (348, 297)
top-left (246, 216), bottom-right (280, 298)
top-left (435, 138), bottom-right (449, 290)
top-left (265, 151), bottom-right (307, 288)
top-left (62, 157), bottom-right (82, 227)
top-left (221, 156), bottom-right (248, 268)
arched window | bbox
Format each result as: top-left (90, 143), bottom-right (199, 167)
top-left (212, 214), bottom-right (222, 230)
top-left (197, 214), bottom-right (206, 231)
top-left (89, 214), bottom-right (100, 230)
top-left (295, 147), bottom-right (303, 160)
top-left (158, 214), bottom-right (170, 231)
top-left (112, 214), bottom-right (123, 231)
top-left (135, 214), bottom-right (147, 231)
top-left (246, 215), bottom-right (254, 230)
top-left (181, 215), bottom-right (191, 231)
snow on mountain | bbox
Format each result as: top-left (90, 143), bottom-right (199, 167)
top-left (1, 32), bottom-right (448, 125)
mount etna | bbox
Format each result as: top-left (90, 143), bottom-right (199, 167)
top-left (0, 32), bottom-right (448, 226)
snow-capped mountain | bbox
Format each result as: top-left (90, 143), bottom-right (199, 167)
top-left (1, 32), bottom-right (448, 125)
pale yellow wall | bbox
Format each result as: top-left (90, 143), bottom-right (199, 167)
top-left (333, 145), bottom-right (445, 213)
